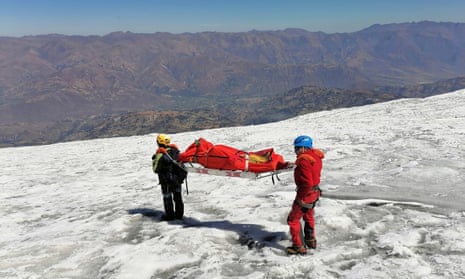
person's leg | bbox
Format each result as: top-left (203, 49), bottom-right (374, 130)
top-left (173, 184), bottom-right (184, 219)
top-left (161, 184), bottom-right (175, 220)
top-left (287, 202), bottom-right (304, 247)
top-left (303, 208), bottom-right (317, 249)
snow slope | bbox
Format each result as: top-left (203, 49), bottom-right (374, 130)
top-left (1, 89), bottom-right (465, 278)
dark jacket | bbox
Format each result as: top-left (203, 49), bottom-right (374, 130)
top-left (152, 144), bottom-right (181, 185)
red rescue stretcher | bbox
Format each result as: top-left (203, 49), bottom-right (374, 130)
top-left (178, 138), bottom-right (294, 181)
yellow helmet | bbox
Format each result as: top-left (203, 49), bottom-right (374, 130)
top-left (156, 134), bottom-right (171, 145)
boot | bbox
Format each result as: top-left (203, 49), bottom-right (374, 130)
top-left (303, 222), bottom-right (316, 248)
top-left (286, 245), bottom-right (307, 255)
top-left (305, 238), bottom-right (317, 249)
top-left (161, 214), bottom-right (175, 221)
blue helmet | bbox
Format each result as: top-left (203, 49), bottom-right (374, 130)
top-left (293, 135), bottom-right (313, 148)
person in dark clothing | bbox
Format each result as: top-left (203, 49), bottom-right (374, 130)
top-left (152, 134), bottom-right (184, 221)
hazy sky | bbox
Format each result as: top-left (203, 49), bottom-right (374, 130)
top-left (1, 0), bottom-right (465, 37)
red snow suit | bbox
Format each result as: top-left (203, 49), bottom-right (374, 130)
top-left (288, 148), bottom-right (324, 247)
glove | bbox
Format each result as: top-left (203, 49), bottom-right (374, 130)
top-left (286, 162), bottom-right (296, 168)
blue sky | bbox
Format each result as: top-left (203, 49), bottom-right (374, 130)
top-left (1, 0), bottom-right (465, 37)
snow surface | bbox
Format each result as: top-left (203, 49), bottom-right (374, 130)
top-left (1, 89), bottom-right (465, 279)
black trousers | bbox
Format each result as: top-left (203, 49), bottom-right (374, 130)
top-left (161, 183), bottom-right (184, 219)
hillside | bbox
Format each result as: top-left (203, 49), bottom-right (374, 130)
top-left (2, 76), bottom-right (464, 147)
top-left (1, 21), bottom-right (465, 146)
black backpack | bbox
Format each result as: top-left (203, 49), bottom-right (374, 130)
top-left (167, 147), bottom-right (188, 185)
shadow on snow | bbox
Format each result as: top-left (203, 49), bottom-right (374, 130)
top-left (127, 207), bottom-right (287, 250)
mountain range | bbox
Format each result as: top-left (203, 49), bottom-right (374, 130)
top-left (1, 21), bottom-right (465, 147)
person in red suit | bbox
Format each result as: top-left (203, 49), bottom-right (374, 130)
top-left (286, 135), bottom-right (324, 255)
